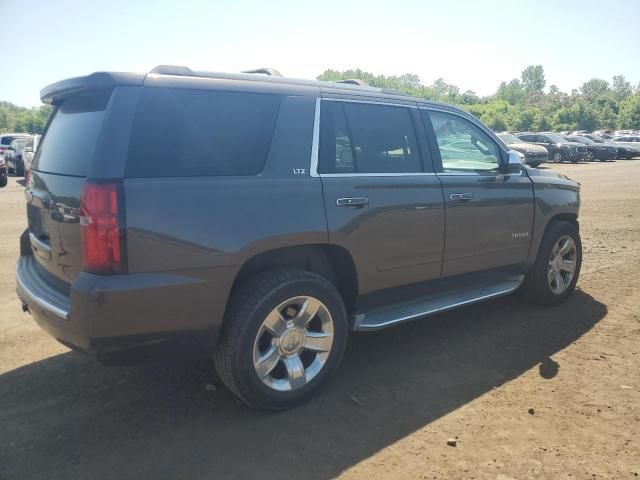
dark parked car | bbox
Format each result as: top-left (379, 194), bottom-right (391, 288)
top-left (4, 136), bottom-right (34, 176)
top-left (497, 132), bottom-right (548, 167)
top-left (516, 133), bottom-right (587, 163)
top-left (17, 66), bottom-right (582, 410)
top-left (564, 135), bottom-right (617, 161)
top-left (580, 133), bottom-right (640, 159)
top-left (0, 155), bottom-right (7, 187)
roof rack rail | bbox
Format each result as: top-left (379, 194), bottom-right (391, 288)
top-left (241, 68), bottom-right (282, 76)
top-left (150, 65), bottom-right (195, 76)
top-left (334, 79), bottom-right (368, 86)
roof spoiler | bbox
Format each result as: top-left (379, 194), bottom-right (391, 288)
top-left (40, 72), bottom-right (144, 104)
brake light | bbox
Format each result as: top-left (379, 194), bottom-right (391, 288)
top-left (80, 181), bottom-right (126, 274)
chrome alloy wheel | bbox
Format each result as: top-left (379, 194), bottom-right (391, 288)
top-left (585, 150), bottom-right (594, 161)
top-left (553, 152), bottom-right (563, 163)
top-left (548, 235), bottom-right (577, 294)
top-left (253, 296), bottom-right (334, 392)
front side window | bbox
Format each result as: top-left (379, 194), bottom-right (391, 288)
top-left (428, 111), bottom-right (501, 172)
top-left (319, 101), bottom-right (422, 174)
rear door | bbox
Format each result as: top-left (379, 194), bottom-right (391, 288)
top-left (422, 108), bottom-right (534, 277)
top-left (317, 98), bottom-right (445, 295)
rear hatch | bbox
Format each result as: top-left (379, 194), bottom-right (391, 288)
top-left (26, 90), bottom-right (111, 284)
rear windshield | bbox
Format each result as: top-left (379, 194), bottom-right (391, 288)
top-left (33, 90), bottom-right (110, 177)
top-left (126, 88), bottom-right (281, 177)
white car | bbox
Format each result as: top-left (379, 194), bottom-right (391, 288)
top-left (22, 135), bottom-right (41, 176)
top-left (0, 133), bottom-right (32, 160)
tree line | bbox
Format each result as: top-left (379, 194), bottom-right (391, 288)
top-left (318, 66), bottom-right (640, 132)
top-left (2, 65), bottom-right (639, 135)
top-left (0, 101), bottom-right (52, 135)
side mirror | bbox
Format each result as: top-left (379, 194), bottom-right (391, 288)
top-left (502, 150), bottom-right (523, 173)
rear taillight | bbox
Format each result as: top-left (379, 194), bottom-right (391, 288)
top-left (80, 181), bottom-right (126, 274)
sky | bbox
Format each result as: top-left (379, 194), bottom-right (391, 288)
top-left (1, 0), bottom-right (639, 107)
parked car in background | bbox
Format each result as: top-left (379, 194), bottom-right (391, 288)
top-left (497, 132), bottom-right (548, 167)
top-left (16, 66), bottom-right (582, 410)
top-left (0, 133), bottom-right (31, 160)
top-left (22, 135), bottom-right (40, 178)
top-left (611, 136), bottom-right (640, 154)
top-left (581, 133), bottom-right (640, 159)
top-left (5, 136), bottom-right (34, 176)
top-left (0, 155), bottom-right (7, 187)
top-left (516, 132), bottom-right (587, 163)
top-left (564, 135), bottom-right (617, 161)
top-left (613, 135), bottom-right (640, 143)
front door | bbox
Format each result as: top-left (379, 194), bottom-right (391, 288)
top-left (424, 109), bottom-right (534, 277)
top-left (317, 98), bottom-right (445, 294)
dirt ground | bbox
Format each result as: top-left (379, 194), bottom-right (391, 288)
top-left (1, 161), bottom-right (639, 480)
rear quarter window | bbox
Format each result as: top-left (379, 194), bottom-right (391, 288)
top-left (126, 88), bottom-right (281, 177)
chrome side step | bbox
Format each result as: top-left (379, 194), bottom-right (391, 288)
top-left (353, 276), bottom-right (524, 331)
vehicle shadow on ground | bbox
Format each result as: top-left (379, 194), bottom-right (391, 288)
top-left (0, 289), bottom-right (605, 480)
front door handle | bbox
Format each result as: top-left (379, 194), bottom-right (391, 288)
top-left (449, 193), bottom-right (473, 202)
top-left (337, 197), bottom-right (369, 207)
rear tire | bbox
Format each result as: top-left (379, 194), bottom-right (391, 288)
top-left (519, 221), bottom-right (582, 306)
top-left (552, 151), bottom-right (564, 163)
top-left (0, 174), bottom-right (7, 187)
top-left (215, 268), bottom-right (348, 410)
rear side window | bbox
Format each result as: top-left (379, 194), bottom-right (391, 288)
top-left (319, 101), bottom-right (421, 174)
top-left (126, 88), bottom-right (281, 177)
top-left (33, 90), bottom-right (110, 177)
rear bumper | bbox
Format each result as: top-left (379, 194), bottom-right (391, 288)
top-left (16, 254), bottom-right (234, 363)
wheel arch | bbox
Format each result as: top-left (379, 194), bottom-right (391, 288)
top-left (229, 244), bottom-right (359, 315)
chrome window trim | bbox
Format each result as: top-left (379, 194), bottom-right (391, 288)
top-left (309, 97), bottom-right (431, 178)
top-left (319, 172), bottom-right (438, 178)
top-left (322, 97), bottom-right (418, 108)
top-left (309, 97), bottom-right (321, 177)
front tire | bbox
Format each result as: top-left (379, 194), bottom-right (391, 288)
top-left (0, 173), bottom-right (7, 187)
top-left (520, 221), bottom-right (582, 306)
top-left (215, 268), bottom-right (348, 410)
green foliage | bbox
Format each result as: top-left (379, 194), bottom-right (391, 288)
top-left (317, 66), bottom-right (640, 131)
top-left (0, 102), bottom-right (52, 134)
top-left (618, 95), bottom-right (640, 129)
top-left (521, 65), bottom-right (546, 94)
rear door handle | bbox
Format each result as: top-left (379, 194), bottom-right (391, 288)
top-left (336, 197), bottom-right (369, 207)
top-left (449, 193), bottom-right (473, 202)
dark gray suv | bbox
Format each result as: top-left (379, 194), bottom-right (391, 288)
top-left (16, 66), bottom-right (582, 410)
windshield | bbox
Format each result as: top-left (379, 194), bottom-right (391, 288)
top-left (586, 134), bottom-right (606, 143)
top-left (574, 136), bottom-right (596, 145)
top-left (547, 134), bottom-right (569, 144)
top-left (497, 133), bottom-right (521, 145)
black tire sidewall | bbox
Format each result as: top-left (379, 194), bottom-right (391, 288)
top-left (526, 221), bottom-right (582, 305)
top-left (226, 271), bottom-right (348, 409)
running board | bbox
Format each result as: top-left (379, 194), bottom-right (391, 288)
top-left (353, 276), bottom-right (524, 331)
